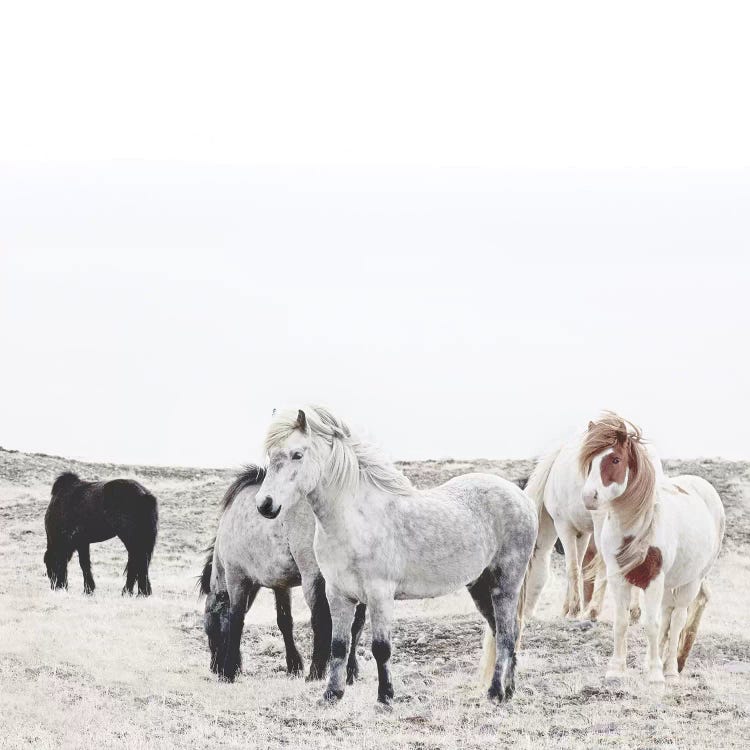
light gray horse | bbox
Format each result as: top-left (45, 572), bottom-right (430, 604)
top-left (200, 466), bottom-right (366, 682)
top-left (255, 407), bottom-right (538, 705)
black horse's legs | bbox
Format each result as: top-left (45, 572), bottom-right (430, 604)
top-left (347, 603), bottom-right (367, 685)
top-left (122, 548), bottom-right (138, 595)
top-left (220, 579), bottom-right (259, 682)
top-left (273, 588), bottom-right (304, 676)
top-left (305, 574), bottom-right (332, 681)
top-left (136, 554), bottom-right (152, 597)
top-left (78, 544), bottom-right (95, 594)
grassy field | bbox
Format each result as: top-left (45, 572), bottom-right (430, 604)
top-left (1, 448), bottom-right (749, 749)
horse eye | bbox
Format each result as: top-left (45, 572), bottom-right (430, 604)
top-left (292, 452), bottom-right (303, 461)
top-left (612, 457), bottom-right (620, 465)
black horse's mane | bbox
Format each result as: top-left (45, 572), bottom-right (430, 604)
top-left (199, 464), bottom-right (266, 596)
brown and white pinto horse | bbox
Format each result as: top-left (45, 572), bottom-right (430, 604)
top-left (580, 414), bottom-right (725, 683)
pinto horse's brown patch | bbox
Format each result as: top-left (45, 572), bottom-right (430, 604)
top-left (620, 535), bottom-right (663, 589)
top-left (600, 443), bottom-right (629, 486)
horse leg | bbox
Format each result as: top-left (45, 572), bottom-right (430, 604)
top-left (302, 573), bottom-right (332, 681)
top-left (368, 593), bottom-right (396, 705)
top-left (523, 504), bottom-right (558, 618)
top-left (273, 588), bottom-right (304, 676)
top-left (136, 552), bottom-right (152, 596)
top-left (581, 537), bottom-right (596, 610)
top-left (78, 544), bottom-right (95, 594)
top-left (557, 522), bottom-right (583, 618)
top-left (220, 574), bottom-right (260, 682)
top-left (121, 546), bottom-right (138, 596)
top-left (347, 603), bottom-right (367, 685)
top-left (629, 585), bottom-right (642, 625)
top-left (677, 581), bottom-right (710, 674)
top-left (641, 574), bottom-right (666, 684)
top-left (467, 569), bottom-right (497, 690)
top-left (485, 563), bottom-right (525, 702)
top-left (321, 585), bottom-right (357, 703)
top-left (605, 578), bottom-right (632, 680)
top-left (659, 587), bottom-right (675, 663)
top-left (585, 518), bottom-right (608, 621)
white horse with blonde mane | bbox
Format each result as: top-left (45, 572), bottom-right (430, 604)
top-left (580, 414), bottom-right (724, 683)
top-left (523, 415), bottom-right (663, 621)
top-left (254, 406), bottom-right (538, 706)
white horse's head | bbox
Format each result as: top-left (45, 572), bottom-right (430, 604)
top-left (579, 412), bottom-right (656, 515)
top-left (256, 405), bottom-right (412, 519)
top-left (256, 409), bottom-right (323, 518)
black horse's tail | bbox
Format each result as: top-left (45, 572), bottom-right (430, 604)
top-left (199, 539), bottom-right (215, 596)
top-left (122, 488), bottom-right (159, 578)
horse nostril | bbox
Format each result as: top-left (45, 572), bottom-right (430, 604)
top-left (259, 496), bottom-right (273, 514)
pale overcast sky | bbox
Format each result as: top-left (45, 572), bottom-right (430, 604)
top-left (1, 3), bottom-right (748, 466)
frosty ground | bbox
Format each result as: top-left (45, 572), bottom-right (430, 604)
top-left (1, 448), bottom-right (748, 749)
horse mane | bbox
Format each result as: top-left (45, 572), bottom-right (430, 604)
top-left (579, 412), bottom-right (657, 573)
top-left (265, 405), bottom-right (412, 501)
top-left (52, 472), bottom-right (81, 496)
top-left (221, 464), bottom-right (266, 512)
top-left (198, 465), bottom-right (266, 596)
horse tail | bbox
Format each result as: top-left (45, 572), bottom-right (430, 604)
top-left (677, 580), bottom-right (711, 672)
top-left (524, 447), bottom-right (561, 515)
top-left (141, 491), bottom-right (159, 564)
top-left (198, 538), bottom-right (216, 596)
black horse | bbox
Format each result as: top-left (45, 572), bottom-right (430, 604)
top-left (44, 472), bottom-right (158, 595)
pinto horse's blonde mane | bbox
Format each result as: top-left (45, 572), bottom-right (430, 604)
top-left (265, 405), bottom-right (413, 501)
top-left (579, 412), bottom-right (657, 573)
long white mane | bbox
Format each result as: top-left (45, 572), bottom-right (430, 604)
top-left (265, 405), bottom-right (413, 501)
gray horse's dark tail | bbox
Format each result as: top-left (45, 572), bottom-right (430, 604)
top-left (199, 541), bottom-right (215, 596)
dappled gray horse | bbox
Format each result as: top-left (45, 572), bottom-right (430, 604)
top-left (256, 406), bottom-right (538, 705)
top-left (200, 466), bottom-right (365, 682)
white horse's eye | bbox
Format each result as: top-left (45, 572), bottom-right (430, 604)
top-left (292, 452), bottom-right (303, 461)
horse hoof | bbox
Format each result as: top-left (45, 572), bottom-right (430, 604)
top-left (629, 607), bottom-right (642, 625)
top-left (585, 608), bottom-right (599, 622)
top-left (647, 669), bottom-right (665, 685)
top-left (375, 698), bottom-right (393, 712)
top-left (346, 663), bottom-right (360, 685)
top-left (487, 686), bottom-right (507, 703)
top-left (286, 656), bottom-right (304, 677)
top-left (320, 689), bottom-right (343, 705)
top-left (665, 672), bottom-right (679, 683)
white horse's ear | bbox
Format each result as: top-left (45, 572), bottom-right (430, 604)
top-left (588, 421), bottom-right (596, 431)
top-left (295, 409), bottom-right (307, 433)
top-left (271, 407), bottom-right (276, 416)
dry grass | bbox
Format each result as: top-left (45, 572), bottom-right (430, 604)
top-left (1, 448), bottom-right (749, 749)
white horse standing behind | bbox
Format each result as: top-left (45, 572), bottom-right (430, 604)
top-left (254, 406), bottom-right (538, 706)
top-left (580, 414), bottom-right (724, 683)
top-left (524, 417), bottom-right (663, 621)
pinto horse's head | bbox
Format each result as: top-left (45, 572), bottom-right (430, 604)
top-left (257, 408), bottom-right (326, 519)
top-left (579, 412), bottom-right (655, 515)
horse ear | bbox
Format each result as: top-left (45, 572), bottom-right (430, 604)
top-left (588, 421), bottom-right (596, 431)
top-left (295, 409), bottom-right (307, 433)
top-left (615, 428), bottom-right (628, 445)
top-left (271, 407), bottom-right (276, 416)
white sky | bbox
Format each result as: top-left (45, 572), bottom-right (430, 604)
top-left (1, 3), bottom-right (748, 466)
